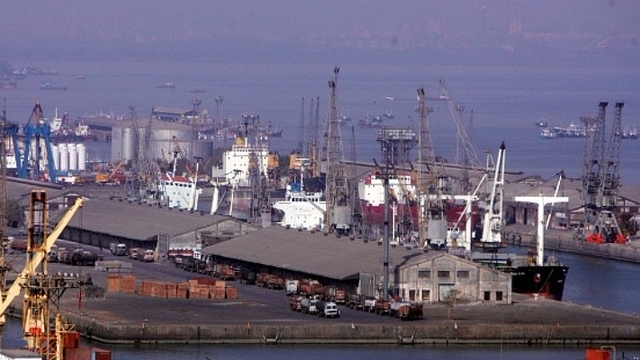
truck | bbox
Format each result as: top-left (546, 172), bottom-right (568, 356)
top-left (300, 297), bottom-right (318, 315)
top-left (285, 279), bottom-right (299, 296)
top-left (129, 247), bottom-right (140, 260)
top-left (395, 303), bottom-right (423, 320)
top-left (142, 249), bottom-right (155, 262)
top-left (110, 242), bottom-right (127, 256)
top-left (323, 286), bottom-right (347, 304)
top-left (316, 300), bottom-right (340, 318)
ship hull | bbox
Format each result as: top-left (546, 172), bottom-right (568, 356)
top-left (511, 265), bottom-right (568, 301)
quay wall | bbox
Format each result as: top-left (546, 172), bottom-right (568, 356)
top-left (64, 314), bottom-right (640, 345)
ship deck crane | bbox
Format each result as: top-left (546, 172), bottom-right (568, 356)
top-left (0, 191), bottom-right (84, 360)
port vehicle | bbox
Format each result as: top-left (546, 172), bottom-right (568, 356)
top-left (393, 302), bottom-right (423, 320)
top-left (129, 248), bottom-right (140, 260)
top-left (298, 279), bottom-right (323, 297)
top-left (300, 297), bottom-right (319, 315)
top-left (289, 295), bottom-right (302, 311)
top-left (285, 279), bottom-right (299, 295)
top-left (316, 300), bottom-right (340, 318)
top-left (142, 249), bottom-right (155, 262)
top-left (238, 266), bottom-right (256, 284)
top-left (110, 242), bottom-right (127, 256)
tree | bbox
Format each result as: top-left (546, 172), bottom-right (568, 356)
top-left (443, 288), bottom-right (460, 320)
top-left (6, 198), bottom-right (25, 228)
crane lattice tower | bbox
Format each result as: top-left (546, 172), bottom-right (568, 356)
top-left (324, 68), bottom-right (350, 232)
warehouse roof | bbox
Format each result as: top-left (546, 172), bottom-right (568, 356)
top-left (60, 196), bottom-right (233, 241)
top-left (203, 226), bottom-right (433, 280)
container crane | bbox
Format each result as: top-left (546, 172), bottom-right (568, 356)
top-left (0, 191), bottom-right (85, 360)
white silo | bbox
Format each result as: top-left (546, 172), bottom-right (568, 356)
top-left (77, 143), bottom-right (86, 171)
top-left (68, 143), bottom-right (77, 171)
top-left (51, 145), bottom-right (60, 171)
top-left (58, 143), bottom-right (69, 171)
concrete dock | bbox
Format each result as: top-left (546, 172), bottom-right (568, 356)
top-left (9, 255), bottom-right (639, 346)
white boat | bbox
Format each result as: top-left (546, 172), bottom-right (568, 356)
top-left (538, 128), bottom-right (555, 139)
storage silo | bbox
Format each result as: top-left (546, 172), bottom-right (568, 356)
top-left (77, 143), bottom-right (86, 171)
top-left (68, 143), bottom-right (77, 171)
top-left (58, 143), bottom-right (69, 171)
top-left (51, 144), bottom-right (59, 171)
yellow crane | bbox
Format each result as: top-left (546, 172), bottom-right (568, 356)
top-left (0, 190), bottom-right (84, 359)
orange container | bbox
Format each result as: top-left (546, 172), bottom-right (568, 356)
top-left (585, 349), bottom-right (611, 360)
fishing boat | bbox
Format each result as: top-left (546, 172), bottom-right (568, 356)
top-left (538, 127), bottom-right (555, 139)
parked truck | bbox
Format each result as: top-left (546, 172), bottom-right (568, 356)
top-left (285, 279), bottom-right (299, 295)
top-left (300, 297), bottom-right (318, 315)
top-left (316, 300), bottom-right (340, 318)
top-left (323, 286), bottom-right (347, 304)
top-left (142, 249), bottom-right (155, 262)
top-left (393, 302), bottom-right (423, 320)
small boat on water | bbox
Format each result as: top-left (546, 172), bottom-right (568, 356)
top-left (538, 127), bottom-right (555, 139)
top-left (156, 82), bottom-right (175, 89)
top-left (39, 82), bottom-right (67, 91)
top-left (535, 119), bottom-right (548, 127)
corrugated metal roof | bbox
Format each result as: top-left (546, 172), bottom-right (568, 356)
top-left (62, 197), bottom-right (232, 241)
top-left (203, 226), bottom-right (430, 280)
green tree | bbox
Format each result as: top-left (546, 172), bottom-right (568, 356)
top-left (443, 288), bottom-right (460, 320)
top-left (6, 199), bottom-right (25, 228)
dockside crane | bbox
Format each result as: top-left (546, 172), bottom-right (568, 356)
top-left (0, 191), bottom-right (85, 360)
top-left (580, 101), bottom-right (625, 244)
top-left (324, 67), bottom-right (351, 234)
top-left (20, 103), bottom-right (57, 183)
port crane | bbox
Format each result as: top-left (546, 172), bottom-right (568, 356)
top-left (0, 190), bottom-right (85, 360)
top-left (580, 101), bottom-right (625, 244)
top-left (20, 103), bottom-right (57, 183)
top-left (323, 67), bottom-right (351, 234)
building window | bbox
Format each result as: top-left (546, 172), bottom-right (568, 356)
top-left (437, 270), bottom-right (450, 278)
top-left (421, 290), bottom-right (430, 301)
top-left (418, 270), bottom-right (430, 278)
top-left (456, 270), bottom-right (470, 279)
top-left (496, 291), bottom-right (503, 301)
top-left (409, 289), bottom-right (416, 301)
top-left (484, 291), bottom-right (491, 301)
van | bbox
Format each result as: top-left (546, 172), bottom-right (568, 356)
top-left (129, 248), bottom-right (140, 260)
top-left (115, 243), bottom-right (127, 256)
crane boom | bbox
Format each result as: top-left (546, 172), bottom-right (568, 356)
top-left (0, 193), bottom-right (84, 324)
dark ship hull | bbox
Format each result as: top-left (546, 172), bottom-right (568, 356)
top-left (511, 265), bottom-right (568, 301)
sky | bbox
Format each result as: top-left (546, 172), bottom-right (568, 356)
top-left (0, 0), bottom-right (638, 66)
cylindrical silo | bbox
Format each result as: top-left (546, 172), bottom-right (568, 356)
top-left (58, 143), bottom-right (69, 171)
top-left (51, 144), bottom-right (60, 171)
top-left (77, 143), bottom-right (86, 171)
top-left (68, 143), bottom-right (77, 171)
top-left (122, 126), bottom-right (135, 160)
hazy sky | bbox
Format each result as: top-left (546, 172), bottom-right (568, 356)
top-left (1, 1), bottom-right (639, 65)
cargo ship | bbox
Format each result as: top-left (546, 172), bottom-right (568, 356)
top-left (466, 142), bottom-right (568, 301)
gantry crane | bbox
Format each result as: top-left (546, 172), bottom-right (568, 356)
top-left (20, 103), bottom-right (57, 183)
top-left (125, 106), bottom-right (157, 201)
top-left (0, 191), bottom-right (84, 360)
top-left (324, 67), bottom-right (351, 234)
top-left (581, 101), bottom-right (625, 244)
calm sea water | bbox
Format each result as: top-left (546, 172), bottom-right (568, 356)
top-left (2, 60), bottom-right (640, 184)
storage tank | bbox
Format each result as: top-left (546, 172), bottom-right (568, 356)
top-left (58, 143), bottom-right (69, 171)
top-left (51, 144), bottom-right (59, 171)
top-left (110, 124), bottom-right (136, 161)
top-left (77, 143), bottom-right (86, 171)
top-left (68, 143), bottom-right (77, 171)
